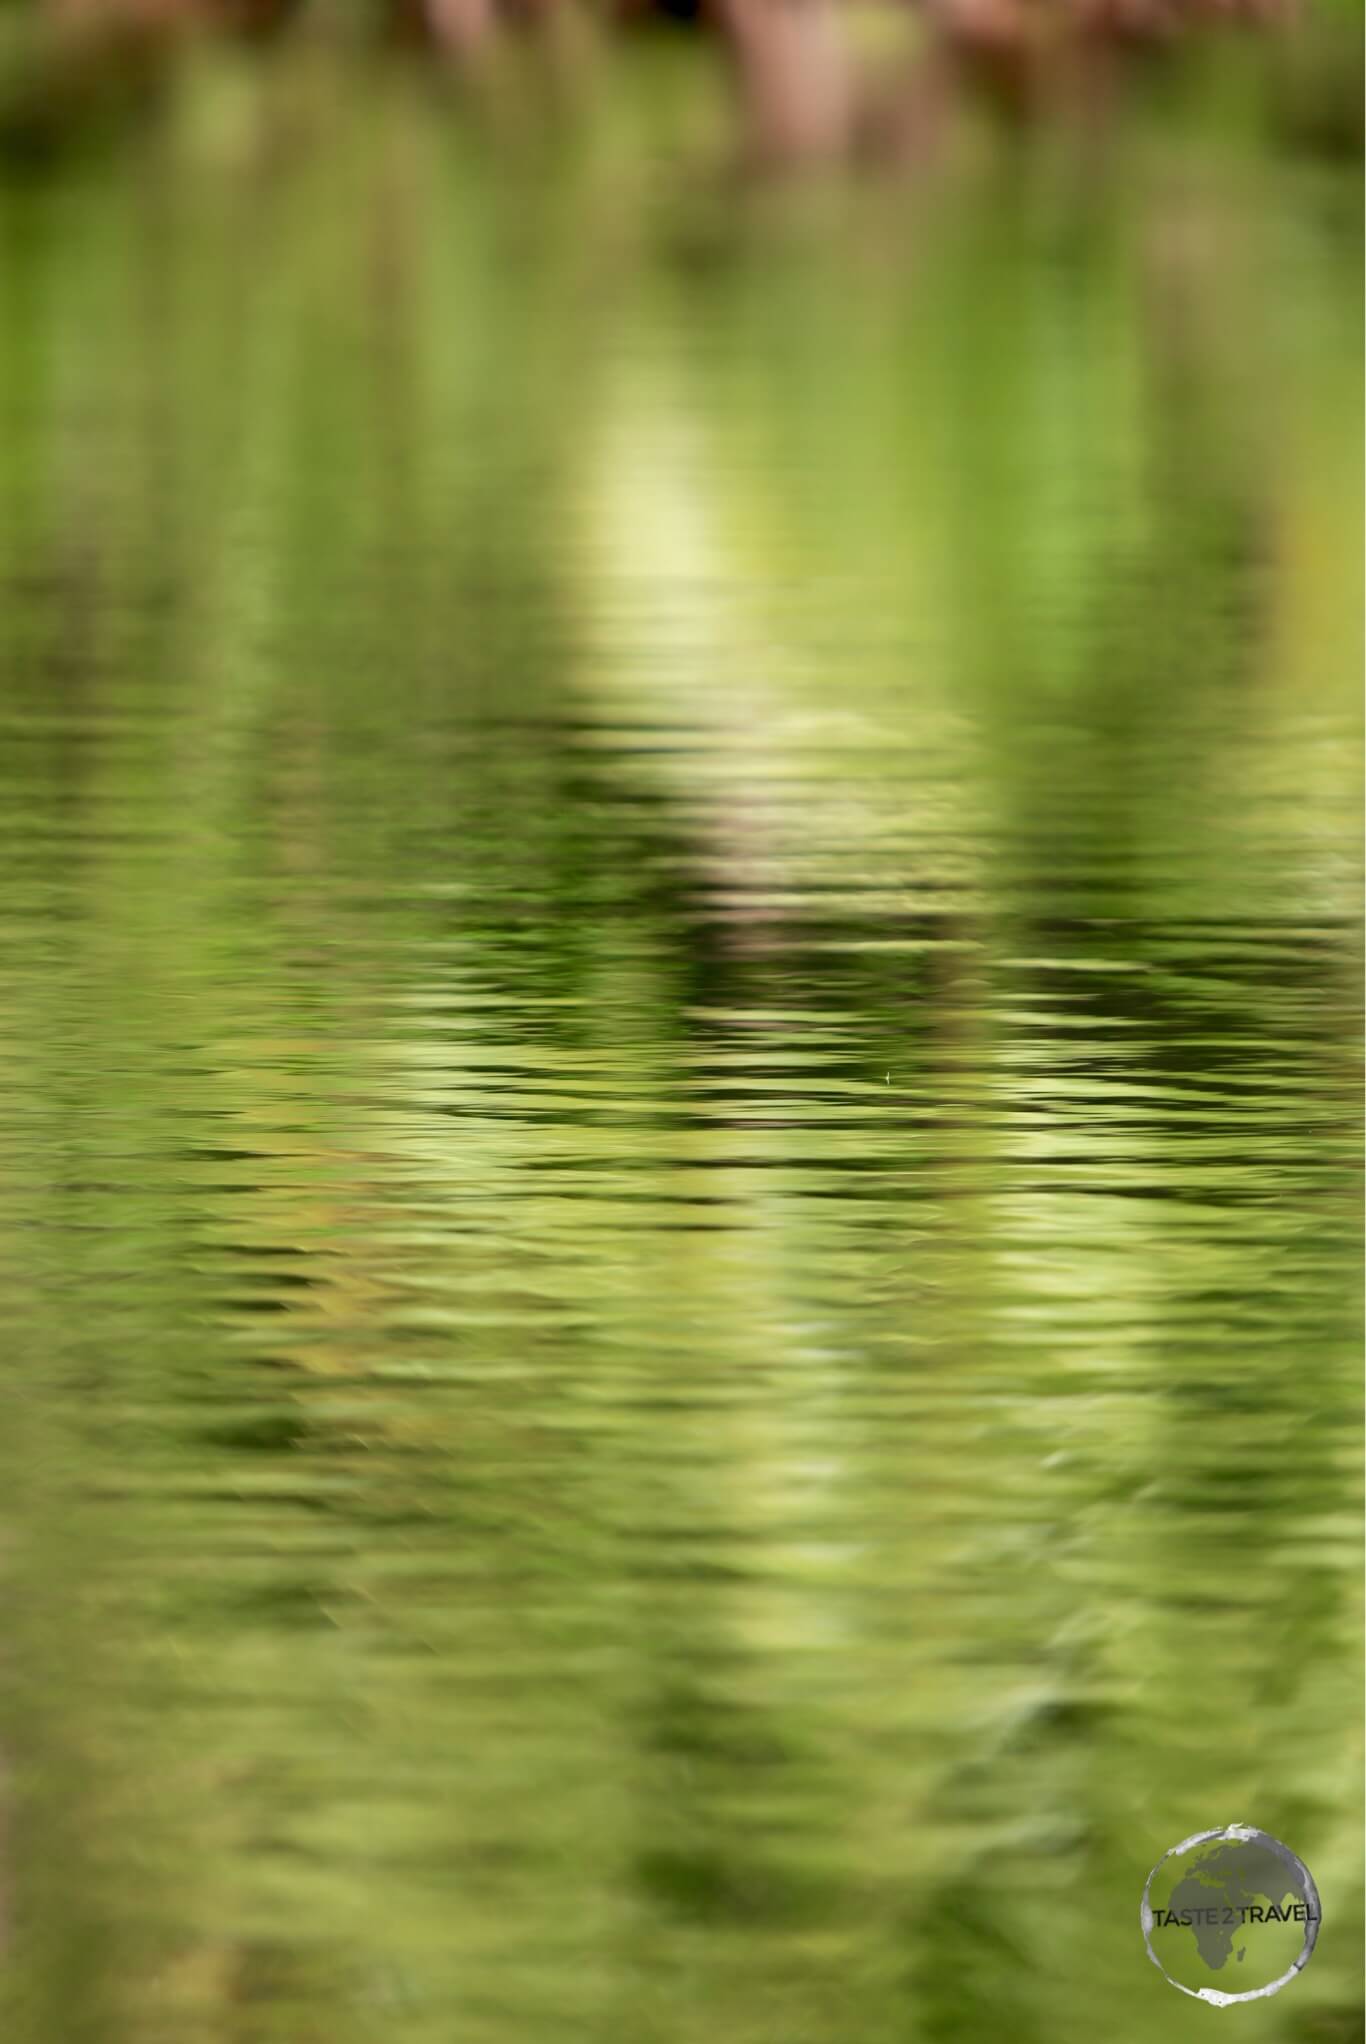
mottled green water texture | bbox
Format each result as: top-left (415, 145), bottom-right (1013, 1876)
top-left (0, 47), bottom-right (1360, 2044)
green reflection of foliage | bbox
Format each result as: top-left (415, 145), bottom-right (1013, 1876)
top-left (0, 46), bottom-right (1359, 2044)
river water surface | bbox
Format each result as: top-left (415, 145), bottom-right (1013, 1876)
top-left (0, 51), bottom-right (1360, 2044)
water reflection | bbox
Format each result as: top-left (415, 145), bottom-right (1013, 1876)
top-left (0, 58), bottom-right (1360, 2044)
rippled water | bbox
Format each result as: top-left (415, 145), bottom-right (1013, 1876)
top-left (0, 55), bottom-right (1360, 2044)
